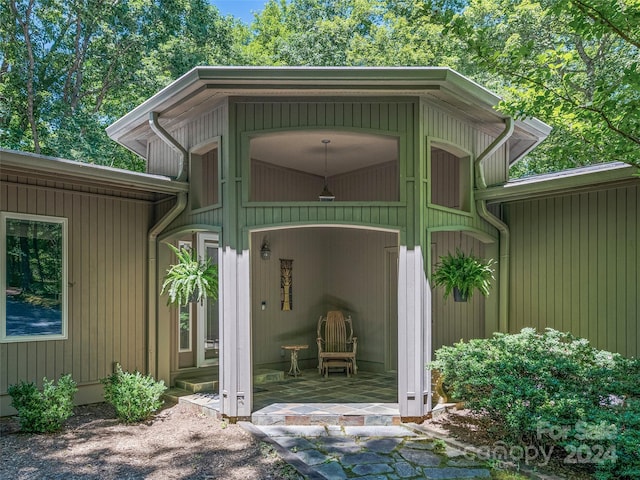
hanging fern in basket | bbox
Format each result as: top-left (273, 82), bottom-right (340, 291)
top-left (161, 244), bottom-right (218, 306)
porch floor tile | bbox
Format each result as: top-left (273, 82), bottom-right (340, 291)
top-left (172, 369), bottom-right (401, 425)
top-left (251, 369), bottom-right (399, 425)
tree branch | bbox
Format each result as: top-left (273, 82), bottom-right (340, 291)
top-left (570, 0), bottom-right (640, 49)
top-left (10, 0), bottom-right (40, 153)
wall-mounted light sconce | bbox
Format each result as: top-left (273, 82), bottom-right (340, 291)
top-left (260, 238), bottom-right (271, 260)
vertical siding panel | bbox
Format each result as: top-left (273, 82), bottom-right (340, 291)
top-left (136, 204), bottom-right (146, 370)
top-left (90, 196), bottom-right (99, 381)
top-left (63, 192), bottom-right (74, 374)
top-left (596, 191), bottom-right (608, 350)
top-left (72, 193), bottom-right (83, 380)
top-left (96, 197), bottom-right (106, 378)
top-left (35, 188), bottom-right (48, 380)
top-left (126, 202), bottom-right (136, 368)
top-left (80, 195), bottom-right (90, 382)
top-left (587, 193), bottom-right (599, 342)
top-left (1, 178), bottom-right (153, 405)
top-left (522, 202), bottom-right (532, 330)
top-left (506, 184), bottom-right (638, 358)
top-left (112, 201), bottom-right (122, 367)
top-left (54, 190), bottom-right (65, 377)
top-left (627, 186), bottom-right (638, 357)
top-left (308, 103), bottom-right (317, 125)
top-left (567, 195), bottom-right (587, 335)
top-left (615, 189), bottom-right (627, 355)
top-left (105, 198), bottom-right (114, 376)
top-left (44, 189), bottom-right (57, 379)
top-left (536, 199), bottom-right (547, 327)
top-left (546, 198), bottom-right (556, 327)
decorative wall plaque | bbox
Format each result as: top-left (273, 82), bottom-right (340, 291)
top-left (280, 259), bottom-right (293, 311)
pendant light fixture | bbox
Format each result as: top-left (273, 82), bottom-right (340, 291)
top-left (318, 139), bottom-right (335, 201)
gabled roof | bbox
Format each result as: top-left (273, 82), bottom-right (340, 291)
top-left (0, 148), bottom-right (188, 196)
top-left (476, 162), bottom-right (639, 203)
top-left (106, 66), bottom-right (551, 162)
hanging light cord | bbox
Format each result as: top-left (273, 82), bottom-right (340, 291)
top-left (323, 139), bottom-right (330, 185)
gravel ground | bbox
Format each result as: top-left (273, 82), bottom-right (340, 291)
top-left (0, 402), bottom-right (300, 480)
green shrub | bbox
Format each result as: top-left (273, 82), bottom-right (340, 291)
top-left (430, 328), bottom-right (640, 479)
top-left (8, 374), bottom-right (77, 433)
top-left (101, 364), bottom-right (166, 423)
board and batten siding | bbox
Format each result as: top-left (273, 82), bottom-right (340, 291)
top-left (422, 103), bottom-right (504, 250)
top-left (504, 184), bottom-right (639, 358)
top-left (0, 175), bottom-right (153, 412)
top-left (423, 103), bottom-right (508, 188)
top-left (234, 100), bottom-right (415, 248)
top-left (147, 102), bottom-right (228, 177)
top-left (430, 231), bottom-right (487, 350)
top-left (251, 160), bottom-right (398, 202)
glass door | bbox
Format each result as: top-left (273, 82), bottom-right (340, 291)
top-left (197, 233), bottom-right (219, 366)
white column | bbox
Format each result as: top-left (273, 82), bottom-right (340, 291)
top-left (219, 246), bottom-right (252, 418)
top-left (397, 246), bottom-right (432, 418)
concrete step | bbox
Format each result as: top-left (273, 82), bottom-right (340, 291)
top-left (175, 377), bottom-right (218, 393)
top-left (253, 368), bottom-right (285, 384)
top-left (172, 368), bottom-right (285, 394)
top-left (251, 402), bottom-right (401, 426)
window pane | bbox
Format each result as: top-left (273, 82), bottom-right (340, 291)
top-left (5, 218), bottom-right (63, 337)
top-left (204, 245), bottom-right (219, 359)
top-left (179, 304), bottom-right (191, 351)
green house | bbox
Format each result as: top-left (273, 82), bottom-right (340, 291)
top-left (1, 67), bottom-right (637, 419)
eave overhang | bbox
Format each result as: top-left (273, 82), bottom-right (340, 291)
top-left (476, 162), bottom-right (639, 204)
top-left (106, 66), bottom-right (550, 161)
top-left (0, 148), bottom-right (188, 195)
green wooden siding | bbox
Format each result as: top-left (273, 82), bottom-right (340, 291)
top-left (430, 231), bottom-right (488, 350)
top-left (232, 99), bottom-right (417, 250)
top-left (504, 184), bottom-right (639, 358)
top-left (1, 175), bottom-right (153, 410)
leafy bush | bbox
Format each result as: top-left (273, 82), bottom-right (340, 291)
top-left (101, 364), bottom-right (166, 423)
top-left (430, 328), bottom-right (640, 479)
top-left (8, 374), bottom-right (77, 433)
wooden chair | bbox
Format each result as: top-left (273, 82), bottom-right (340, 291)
top-left (317, 311), bottom-right (358, 377)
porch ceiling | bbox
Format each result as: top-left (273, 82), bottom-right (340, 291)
top-left (251, 130), bottom-right (398, 177)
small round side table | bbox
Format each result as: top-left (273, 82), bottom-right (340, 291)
top-left (281, 344), bottom-right (309, 377)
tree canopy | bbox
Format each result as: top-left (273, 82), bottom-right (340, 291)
top-left (0, 0), bottom-right (240, 170)
top-left (1, 0), bottom-right (638, 175)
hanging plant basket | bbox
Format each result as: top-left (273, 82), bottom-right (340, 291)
top-left (161, 244), bottom-right (218, 306)
top-left (453, 287), bottom-right (468, 303)
top-left (432, 248), bottom-right (495, 302)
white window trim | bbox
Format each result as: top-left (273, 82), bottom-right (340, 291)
top-left (0, 212), bottom-right (68, 343)
top-left (196, 233), bottom-right (219, 367)
top-left (177, 240), bottom-right (192, 353)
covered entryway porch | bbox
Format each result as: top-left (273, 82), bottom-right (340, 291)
top-left (249, 225), bottom-right (399, 408)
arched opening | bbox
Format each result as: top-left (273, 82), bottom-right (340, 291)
top-left (250, 226), bottom-right (399, 410)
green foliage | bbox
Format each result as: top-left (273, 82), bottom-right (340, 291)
top-left (0, 0), bottom-right (240, 169)
top-left (101, 364), bottom-right (166, 423)
top-left (161, 244), bottom-right (218, 306)
top-left (427, 0), bottom-right (640, 173)
top-left (8, 374), bottom-right (77, 433)
top-left (3, 0), bottom-right (638, 177)
top-left (431, 248), bottom-right (495, 300)
top-left (431, 328), bottom-right (640, 479)
top-left (431, 438), bottom-right (447, 453)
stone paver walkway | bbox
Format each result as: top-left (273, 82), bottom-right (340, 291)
top-left (243, 423), bottom-right (491, 480)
